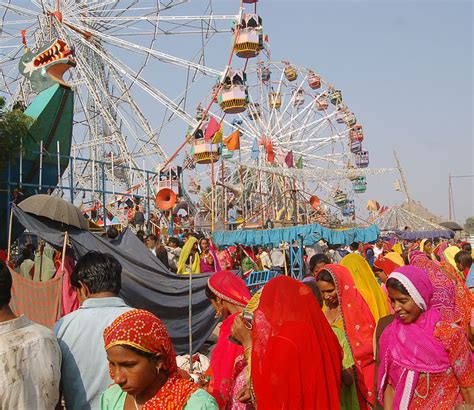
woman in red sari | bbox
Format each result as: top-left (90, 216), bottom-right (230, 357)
top-left (316, 264), bottom-right (377, 409)
top-left (206, 271), bottom-right (252, 409)
top-left (232, 276), bottom-right (343, 409)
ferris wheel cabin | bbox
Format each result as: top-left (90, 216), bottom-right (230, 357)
top-left (355, 150), bottom-right (370, 168)
top-left (234, 14), bottom-right (263, 58)
top-left (218, 69), bottom-right (248, 114)
top-left (352, 177), bottom-right (367, 193)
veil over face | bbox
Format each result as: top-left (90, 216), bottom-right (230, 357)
top-left (251, 276), bottom-right (342, 410)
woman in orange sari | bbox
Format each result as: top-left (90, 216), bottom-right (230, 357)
top-left (317, 264), bottom-right (377, 408)
top-left (205, 271), bottom-right (252, 409)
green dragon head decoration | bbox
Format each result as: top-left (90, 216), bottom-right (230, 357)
top-left (19, 39), bottom-right (76, 93)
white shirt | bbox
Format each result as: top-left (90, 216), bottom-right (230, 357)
top-left (270, 249), bottom-right (285, 268)
top-left (260, 251), bottom-right (272, 270)
top-left (0, 315), bottom-right (61, 410)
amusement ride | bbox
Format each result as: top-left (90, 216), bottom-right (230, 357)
top-left (0, 0), bottom-right (394, 240)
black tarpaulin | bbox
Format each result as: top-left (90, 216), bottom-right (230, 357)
top-left (13, 205), bottom-right (217, 354)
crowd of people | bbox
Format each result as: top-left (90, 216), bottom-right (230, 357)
top-left (1, 233), bottom-right (474, 409)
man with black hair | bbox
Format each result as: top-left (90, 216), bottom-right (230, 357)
top-left (0, 260), bottom-right (61, 408)
top-left (54, 251), bottom-right (131, 410)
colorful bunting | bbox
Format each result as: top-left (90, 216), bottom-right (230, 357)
top-left (204, 116), bottom-right (220, 141)
top-left (285, 150), bottom-right (294, 168)
top-left (223, 130), bottom-right (241, 151)
top-left (212, 125), bottom-right (223, 144)
top-left (295, 155), bottom-right (303, 169)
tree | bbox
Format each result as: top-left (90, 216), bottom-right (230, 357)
top-left (0, 97), bottom-right (33, 164)
top-left (465, 217), bottom-right (474, 235)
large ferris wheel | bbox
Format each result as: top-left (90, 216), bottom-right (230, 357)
top-left (0, 0), bottom-right (241, 195)
top-left (1, 0), bottom-right (393, 230)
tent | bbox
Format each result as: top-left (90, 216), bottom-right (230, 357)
top-left (373, 206), bottom-right (454, 239)
top-left (212, 223), bottom-right (380, 247)
top-left (12, 205), bottom-right (216, 354)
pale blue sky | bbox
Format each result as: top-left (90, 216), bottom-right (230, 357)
top-left (256, 0), bottom-right (473, 223)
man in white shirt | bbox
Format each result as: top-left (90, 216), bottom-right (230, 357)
top-left (0, 260), bottom-right (61, 409)
top-left (54, 251), bottom-right (131, 410)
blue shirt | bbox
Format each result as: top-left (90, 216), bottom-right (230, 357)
top-left (54, 297), bottom-right (131, 410)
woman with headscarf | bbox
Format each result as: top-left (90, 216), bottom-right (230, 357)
top-left (177, 236), bottom-right (200, 274)
top-left (340, 253), bottom-right (391, 322)
top-left (316, 264), bottom-right (377, 408)
top-left (419, 238), bottom-right (435, 260)
top-left (100, 309), bottom-right (217, 409)
top-left (410, 251), bottom-right (472, 331)
top-left (205, 271), bottom-right (252, 409)
top-left (231, 276), bottom-right (342, 409)
top-left (199, 238), bottom-right (221, 273)
top-left (443, 245), bottom-right (465, 281)
top-left (377, 266), bottom-right (474, 409)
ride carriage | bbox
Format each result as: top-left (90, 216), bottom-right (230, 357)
top-left (308, 71), bottom-right (321, 89)
top-left (192, 139), bottom-right (220, 164)
top-left (334, 190), bottom-right (348, 207)
top-left (349, 124), bottom-right (364, 142)
top-left (218, 69), bottom-right (248, 114)
top-left (352, 177), bottom-right (367, 193)
top-left (314, 96), bottom-right (328, 111)
top-left (248, 102), bottom-right (261, 120)
top-left (355, 150), bottom-right (369, 168)
top-left (293, 89), bottom-right (305, 107)
top-left (284, 65), bottom-right (297, 81)
top-left (234, 14), bottom-right (263, 58)
top-left (269, 91), bottom-right (282, 109)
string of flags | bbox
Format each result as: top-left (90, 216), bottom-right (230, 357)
top-left (195, 116), bottom-right (305, 168)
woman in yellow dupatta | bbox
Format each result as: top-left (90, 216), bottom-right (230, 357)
top-left (177, 236), bottom-right (200, 274)
top-left (340, 253), bottom-right (391, 322)
top-left (420, 238), bottom-right (436, 260)
top-left (443, 245), bottom-right (465, 281)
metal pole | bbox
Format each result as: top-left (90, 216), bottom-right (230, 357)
top-left (57, 140), bottom-right (61, 190)
top-left (39, 140), bottom-right (43, 191)
top-left (111, 152), bottom-right (115, 197)
top-left (102, 162), bottom-right (107, 230)
top-left (19, 138), bottom-right (23, 188)
top-left (448, 173), bottom-right (452, 221)
top-left (69, 154), bottom-right (74, 203)
top-left (188, 255), bottom-right (194, 373)
top-left (146, 170), bottom-right (151, 233)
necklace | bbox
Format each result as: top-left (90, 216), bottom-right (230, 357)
top-left (133, 396), bottom-right (140, 410)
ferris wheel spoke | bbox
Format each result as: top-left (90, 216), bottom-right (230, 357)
top-left (269, 74), bottom-right (307, 138)
top-left (66, 21), bottom-right (222, 77)
top-left (0, 2), bottom-right (40, 18)
top-left (63, 24), bottom-right (197, 127)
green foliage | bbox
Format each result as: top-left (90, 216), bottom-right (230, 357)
top-left (465, 217), bottom-right (474, 235)
top-left (0, 98), bottom-right (32, 164)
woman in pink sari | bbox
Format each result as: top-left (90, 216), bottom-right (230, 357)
top-left (205, 271), bottom-right (252, 409)
top-left (200, 238), bottom-right (221, 273)
top-left (378, 265), bottom-right (474, 409)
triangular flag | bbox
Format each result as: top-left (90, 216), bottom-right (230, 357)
top-left (266, 142), bottom-right (275, 163)
top-left (204, 116), bottom-right (220, 141)
top-left (264, 34), bottom-right (269, 42)
top-left (251, 138), bottom-right (259, 160)
top-left (212, 124), bottom-right (223, 144)
top-left (296, 155), bottom-right (303, 169)
top-left (223, 130), bottom-right (241, 151)
top-left (277, 147), bottom-right (285, 164)
top-left (285, 150), bottom-right (294, 168)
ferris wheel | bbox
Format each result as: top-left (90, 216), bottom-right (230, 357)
top-left (187, 57), bottom-right (394, 227)
top-left (0, 0), bottom-right (244, 207)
